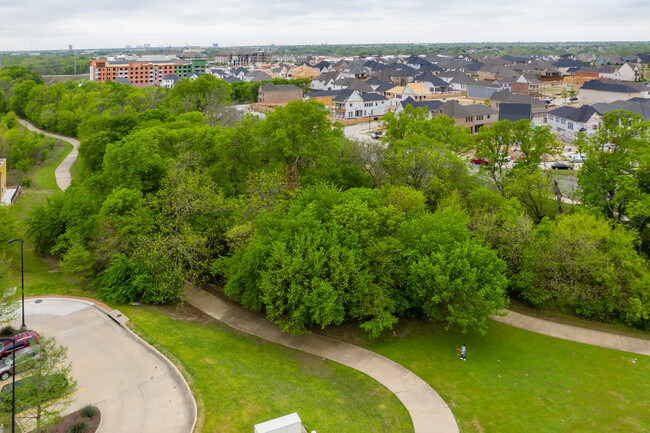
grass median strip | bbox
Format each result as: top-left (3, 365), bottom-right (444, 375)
top-left (120, 305), bottom-right (413, 433)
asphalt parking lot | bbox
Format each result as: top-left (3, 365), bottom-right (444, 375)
top-left (10, 298), bottom-right (195, 433)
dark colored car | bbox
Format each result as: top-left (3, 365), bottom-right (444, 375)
top-left (0, 331), bottom-right (40, 361)
top-left (471, 158), bottom-right (489, 166)
top-left (569, 96), bottom-right (579, 102)
top-left (551, 162), bottom-right (572, 170)
top-left (370, 131), bottom-right (382, 139)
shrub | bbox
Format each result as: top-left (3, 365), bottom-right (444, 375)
top-left (22, 176), bottom-right (32, 187)
top-left (81, 405), bottom-right (98, 419)
top-left (0, 326), bottom-right (17, 337)
top-left (68, 420), bottom-right (89, 433)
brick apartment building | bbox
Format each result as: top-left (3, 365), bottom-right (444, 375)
top-left (214, 50), bottom-right (271, 66)
top-left (89, 58), bottom-right (207, 87)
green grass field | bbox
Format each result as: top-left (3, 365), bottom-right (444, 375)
top-left (326, 319), bottom-right (650, 433)
top-left (30, 139), bottom-right (73, 191)
top-left (120, 305), bottom-right (413, 433)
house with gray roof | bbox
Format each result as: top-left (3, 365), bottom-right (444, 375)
top-left (591, 99), bottom-right (650, 121)
top-left (332, 90), bottom-right (389, 120)
top-left (395, 98), bottom-right (444, 118)
top-left (498, 103), bottom-right (533, 123)
top-left (467, 81), bottom-right (502, 99)
top-left (489, 90), bottom-right (547, 115)
top-left (161, 74), bottom-right (180, 89)
top-left (414, 72), bottom-right (451, 93)
top-left (580, 79), bottom-right (650, 105)
top-left (546, 105), bottom-right (601, 141)
top-left (244, 70), bottom-right (273, 82)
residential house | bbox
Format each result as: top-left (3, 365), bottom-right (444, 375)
top-left (498, 103), bottom-right (532, 122)
top-left (258, 83), bottom-right (303, 104)
top-left (332, 90), bottom-right (389, 120)
top-left (439, 70), bottom-right (476, 92)
top-left (414, 72), bottom-right (451, 93)
top-left (591, 99), bottom-right (650, 121)
top-left (304, 90), bottom-right (344, 108)
top-left (478, 65), bottom-right (518, 81)
top-left (340, 63), bottom-right (371, 80)
top-left (395, 98), bottom-right (444, 118)
top-left (271, 64), bottom-right (292, 79)
top-left (289, 64), bottom-right (320, 80)
top-left (230, 67), bottom-right (249, 80)
top-left (386, 86), bottom-right (405, 107)
top-left (244, 70), bottom-right (273, 82)
top-left (580, 79), bottom-right (650, 105)
top-left (438, 100), bottom-right (498, 134)
top-left (406, 56), bottom-right (433, 70)
top-left (311, 72), bottom-right (340, 90)
top-left (467, 81), bottom-right (502, 99)
top-left (331, 78), bottom-right (374, 93)
top-left (546, 105), bottom-right (601, 141)
top-left (160, 74), bottom-right (180, 88)
top-left (489, 90), bottom-right (547, 115)
top-left (313, 61), bottom-right (334, 74)
top-left (510, 74), bottom-right (542, 95)
top-left (401, 83), bottom-right (432, 102)
top-left (552, 59), bottom-right (588, 75)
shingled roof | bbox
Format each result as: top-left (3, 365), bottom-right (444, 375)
top-left (548, 105), bottom-right (599, 123)
top-left (581, 79), bottom-right (647, 93)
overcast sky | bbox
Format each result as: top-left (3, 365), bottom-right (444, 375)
top-left (1, 0), bottom-right (648, 51)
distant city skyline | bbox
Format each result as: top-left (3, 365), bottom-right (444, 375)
top-left (1, 0), bottom-right (649, 52)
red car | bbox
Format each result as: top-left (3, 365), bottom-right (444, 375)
top-left (471, 158), bottom-right (489, 166)
top-left (0, 331), bottom-right (40, 361)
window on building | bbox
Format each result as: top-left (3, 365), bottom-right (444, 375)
top-left (568, 122), bottom-right (574, 130)
top-left (476, 115), bottom-right (484, 121)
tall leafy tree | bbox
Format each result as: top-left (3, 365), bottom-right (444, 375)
top-left (576, 110), bottom-right (650, 234)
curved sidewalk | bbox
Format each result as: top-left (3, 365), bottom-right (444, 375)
top-left (185, 287), bottom-right (459, 433)
top-left (491, 309), bottom-right (650, 356)
top-left (18, 119), bottom-right (79, 191)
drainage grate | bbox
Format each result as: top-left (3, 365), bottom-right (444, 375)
top-left (35, 299), bottom-right (43, 304)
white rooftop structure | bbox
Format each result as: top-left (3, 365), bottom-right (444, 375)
top-left (254, 413), bottom-right (302, 433)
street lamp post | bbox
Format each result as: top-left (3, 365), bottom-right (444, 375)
top-left (6, 240), bottom-right (25, 331)
top-left (0, 338), bottom-right (16, 433)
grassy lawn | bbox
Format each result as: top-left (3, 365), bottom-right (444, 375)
top-left (325, 319), bottom-right (650, 433)
top-left (119, 305), bottom-right (413, 433)
top-left (30, 139), bottom-right (73, 191)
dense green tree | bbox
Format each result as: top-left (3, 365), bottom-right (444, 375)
top-left (166, 74), bottom-right (232, 124)
top-left (397, 207), bottom-right (509, 334)
top-left (8, 80), bottom-right (37, 117)
top-left (576, 110), bottom-right (650, 235)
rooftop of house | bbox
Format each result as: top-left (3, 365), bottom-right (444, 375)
top-left (414, 72), bottom-right (450, 88)
top-left (259, 83), bottom-right (303, 92)
top-left (581, 79), bottom-right (648, 93)
top-left (490, 89), bottom-right (546, 106)
top-left (548, 105), bottom-right (599, 123)
top-left (592, 99), bottom-right (650, 121)
top-left (306, 90), bottom-right (344, 98)
top-left (498, 103), bottom-right (532, 122)
top-left (399, 97), bottom-right (445, 112)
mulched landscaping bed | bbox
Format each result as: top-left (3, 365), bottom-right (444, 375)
top-left (39, 406), bottom-right (101, 433)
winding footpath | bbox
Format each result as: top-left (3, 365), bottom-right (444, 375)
top-left (185, 287), bottom-right (460, 433)
top-left (491, 309), bottom-right (650, 356)
top-left (18, 119), bottom-right (79, 191)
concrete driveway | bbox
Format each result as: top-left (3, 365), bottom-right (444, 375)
top-left (10, 298), bottom-right (196, 433)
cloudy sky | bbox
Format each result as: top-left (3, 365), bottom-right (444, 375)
top-left (0, 0), bottom-right (648, 51)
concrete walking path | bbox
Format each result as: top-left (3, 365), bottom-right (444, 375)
top-left (491, 309), bottom-right (650, 356)
top-left (18, 119), bottom-right (79, 191)
top-left (185, 287), bottom-right (459, 433)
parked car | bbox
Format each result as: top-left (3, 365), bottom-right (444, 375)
top-left (0, 346), bottom-right (45, 381)
top-left (471, 158), bottom-right (489, 166)
top-left (551, 162), bottom-right (572, 170)
top-left (0, 331), bottom-right (39, 361)
top-left (570, 154), bottom-right (586, 163)
top-left (569, 96), bottom-right (579, 102)
top-left (370, 131), bottom-right (382, 139)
